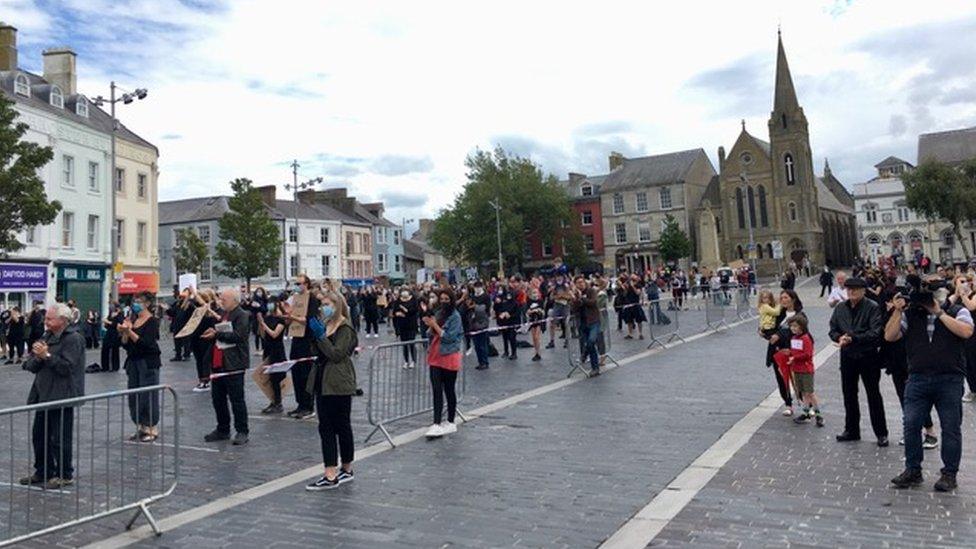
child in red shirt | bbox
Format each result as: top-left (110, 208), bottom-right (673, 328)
top-left (775, 314), bottom-right (822, 427)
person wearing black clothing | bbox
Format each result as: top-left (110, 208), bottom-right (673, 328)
top-left (27, 302), bottom-right (45, 350)
top-left (247, 287), bottom-right (268, 353)
top-left (188, 290), bottom-right (220, 392)
top-left (780, 269), bottom-right (796, 291)
top-left (257, 300), bottom-right (287, 414)
top-left (819, 266), bottom-right (833, 298)
top-left (393, 289), bottom-right (420, 368)
top-left (828, 277), bottom-right (888, 446)
top-left (494, 290), bottom-right (519, 360)
top-left (465, 292), bottom-right (491, 370)
top-left (887, 276), bottom-right (974, 491)
top-left (100, 304), bottom-right (125, 372)
top-left (202, 288), bottom-right (251, 445)
top-left (167, 293), bottom-right (192, 362)
top-left (119, 292), bottom-right (163, 443)
top-left (287, 275), bottom-right (320, 419)
top-left (4, 307), bottom-right (25, 364)
top-left (767, 290), bottom-right (804, 414)
top-left (361, 288), bottom-right (380, 338)
top-left (84, 310), bottom-right (100, 349)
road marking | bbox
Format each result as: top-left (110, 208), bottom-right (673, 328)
top-left (83, 317), bottom-right (754, 549)
top-left (599, 342), bottom-right (840, 549)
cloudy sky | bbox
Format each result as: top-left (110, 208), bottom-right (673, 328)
top-left (4, 0), bottom-right (976, 234)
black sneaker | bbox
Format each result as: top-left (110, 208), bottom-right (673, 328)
top-left (815, 415), bottom-right (825, 428)
top-left (296, 409), bottom-right (316, 420)
top-left (475, 364), bottom-right (489, 370)
top-left (589, 368), bottom-right (601, 377)
top-left (306, 475), bottom-right (340, 491)
top-left (891, 469), bottom-right (923, 488)
top-left (531, 354), bottom-right (541, 362)
top-left (934, 472), bottom-right (958, 492)
top-left (877, 437), bottom-right (890, 448)
top-left (793, 414), bottom-right (811, 424)
top-left (261, 403), bottom-right (283, 414)
top-left (232, 432), bottom-right (249, 446)
top-left (923, 434), bottom-right (939, 450)
top-left (545, 342), bottom-right (555, 349)
top-left (19, 474), bottom-right (45, 486)
top-left (204, 430), bottom-right (230, 443)
top-left (337, 469), bottom-right (354, 485)
top-left (286, 408), bottom-right (302, 418)
top-left (835, 431), bottom-right (860, 442)
top-left (508, 354), bottom-right (517, 361)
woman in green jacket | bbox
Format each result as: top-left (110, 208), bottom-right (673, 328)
top-left (305, 289), bottom-right (359, 491)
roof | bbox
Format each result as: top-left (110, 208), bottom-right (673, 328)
top-left (559, 174), bottom-right (607, 199)
top-left (403, 239), bottom-right (425, 261)
top-left (273, 199), bottom-right (367, 226)
top-left (159, 196), bottom-right (231, 224)
top-left (815, 176), bottom-right (851, 213)
top-left (749, 135), bottom-right (771, 156)
top-left (874, 155), bottom-right (913, 169)
top-left (600, 148), bottom-right (705, 192)
top-left (917, 126), bottom-right (976, 166)
top-left (700, 175), bottom-right (721, 207)
top-left (851, 177), bottom-right (905, 198)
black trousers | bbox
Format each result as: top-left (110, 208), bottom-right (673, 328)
top-left (365, 316), bottom-right (379, 335)
top-left (502, 328), bottom-right (518, 357)
top-left (819, 283), bottom-right (832, 298)
top-left (840, 353), bottom-right (888, 438)
top-left (173, 336), bottom-right (190, 359)
top-left (965, 342), bottom-right (976, 393)
top-left (7, 337), bottom-right (24, 360)
top-left (100, 341), bottom-right (120, 371)
top-left (430, 367), bottom-right (458, 424)
top-left (400, 328), bottom-right (418, 363)
top-left (32, 407), bottom-right (73, 480)
top-left (316, 394), bottom-right (354, 467)
top-left (270, 372), bottom-right (287, 404)
top-left (890, 367), bottom-right (934, 429)
top-left (211, 372), bottom-right (248, 434)
top-left (192, 343), bottom-right (211, 382)
top-left (291, 361), bottom-right (314, 411)
top-left (126, 359), bottom-right (160, 427)
top-left (772, 361), bottom-right (793, 407)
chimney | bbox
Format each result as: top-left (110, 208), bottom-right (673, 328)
top-left (0, 24), bottom-right (17, 72)
top-left (297, 189), bottom-right (316, 205)
top-left (718, 146), bottom-right (726, 171)
top-left (608, 152), bottom-right (625, 171)
top-left (362, 202), bottom-right (385, 218)
top-left (416, 219), bottom-right (435, 241)
top-left (42, 47), bottom-right (77, 95)
top-left (568, 172), bottom-right (586, 184)
top-left (254, 185), bottom-right (277, 208)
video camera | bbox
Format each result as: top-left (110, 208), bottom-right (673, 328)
top-left (898, 274), bottom-right (946, 310)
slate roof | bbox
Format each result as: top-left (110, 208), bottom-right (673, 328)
top-left (700, 175), bottom-right (721, 207)
top-left (403, 239), bottom-right (425, 261)
top-left (273, 199), bottom-right (368, 226)
top-left (815, 177), bottom-right (851, 213)
top-left (749, 136), bottom-right (772, 156)
top-left (559, 174), bottom-right (607, 199)
top-left (348, 202), bottom-right (397, 228)
top-left (874, 155), bottom-right (913, 169)
top-left (159, 196), bottom-right (231, 224)
top-left (600, 149), bottom-right (705, 192)
top-left (917, 126), bottom-right (976, 166)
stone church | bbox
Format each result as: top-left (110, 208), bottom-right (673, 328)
top-left (696, 33), bottom-right (857, 276)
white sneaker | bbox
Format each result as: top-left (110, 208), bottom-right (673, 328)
top-left (441, 421), bottom-right (458, 434)
top-left (425, 423), bottom-right (445, 438)
top-left (402, 362), bottom-right (411, 370)
top-left (782, 407), bottom-right (793, 417)
top-left (408, 362), bottom-right (416, 369)
top-left (963, 392), bottom-right (976, 403)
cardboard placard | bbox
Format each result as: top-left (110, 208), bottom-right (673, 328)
top-left (288, 292), bottom-right (309, 338)
top-left (175, 305), bottom-right (208, 339)
top-left (178, 273), bottom-right (198, 292)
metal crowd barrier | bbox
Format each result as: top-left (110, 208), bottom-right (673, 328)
top-left (703, 284), bottom-right (731, 330)
top-left (365, 339), bottom-right (467, 448)
top-left (646, 295), bottom-right (685, 349)
top-left (566, 308), bottom-right (621, 378)
top-left (0, 385), bottom-right (179, 547)
top-left (734, 285), bottom-right (757, 320)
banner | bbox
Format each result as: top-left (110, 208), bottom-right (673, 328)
top-left (0, 263), bottom-right (48, 290)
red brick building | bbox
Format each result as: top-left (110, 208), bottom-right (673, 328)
top-left (524, 173), bottom-right (605, 271)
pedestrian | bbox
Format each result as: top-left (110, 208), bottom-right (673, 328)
top-left (4, 306), bottom-right (25, 364)
top-left (345, 286), bottom-right (361, 332)
top-left (768, 290), bottom-right (802, 415)
top-left (286, 274), bottom-right (319, 419)
top-left (99, 302), bottom-right (124, 372)
top-left (393, 288), bottom-right (419, 369)
top-left (829, 276), bottom-right (888, 446)
top-left (202, 288), bottom-right (251, 445)
top-left (0, 305), bottom-right (8, 359)
top-left (494, 289), bottom-right (519, 360)
top-left (19, 303), bottom-right (85, 489)
top-left (547, 282), bottom-right (571, 348)
top-left (423, 288), bottom-right (463, 438)
top-left (188, 289), bottom-right (220, 392)
top-left (571, 275), bottom-right (603, 376)
top-left (256, 299), bottom-right (287, 414)
top-left (248, 286), bottom-right (268, 355)
top-left (84, 310), bottom-right (99, 349)
top-left (526, 287), bottom-right (546, 362)
top-left (167, 290), bottom-right (192, 362)
top-left (774, 314), bottom-right (822, 426)
top-left (119, 291), bottom-right (162, 443)
top-left (819, 266), bottom-right (834, 298)
top-left (361, 287), bottom-right (380, 338)
top-left (826, 271), bottom-right (848, 307)
top-left (304, 290), bottom-right (359, 491)
top-left (67, 300), bottom-right (81, 327)
top-left (887, 275), bottom-right (973, 491)
top-left (465, 291), bottom-right (491, 370)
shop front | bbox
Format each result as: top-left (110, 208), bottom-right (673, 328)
top-left (118, 271), bottom-right (160, 298)
top-left (56, 263), bottom-right (107, 317)
top-left (0, 261), bottom-right (51, 311)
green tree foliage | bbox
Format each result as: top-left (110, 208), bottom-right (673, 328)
top-left (173, 228), bottom-right (209, 275)
top-left (0, 94), bottom-right (60, 255)
top-left (215, 178), bottom-right (282, 290)
top-left (428, 147), bottom-right (581, 274)
top-left (658, 213), bottom-right (692, 264)
top-left (903, 158), bottom-right (976, 259)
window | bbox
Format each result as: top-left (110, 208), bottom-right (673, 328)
top-left (736, 188), bottom-right (745, 229)
top-left (14, 74), bottom-right (30, 96)
top-left (638, 221), bottom-right (651, 243)
top-left (115, 168), bottom-right (125, 193)
top-left (581, 184), bottom-right (593, 197)
top-left (76, 97), bottom-right (88, 117)
top-left (50, 85), bottom-right (64, 108)
top-left (288, 225), bottom-right (298, 243)
top-left (788, 202), bottom-right (798, 223)
top-left (584, 234), bottom-right (595, 252)
top-left (784, 154), bottom-right (796, 185)
top-left (612, 193), bottom-right (624, 214)
top-left (542, 241), bottom-right (553, 257)
top-left (115, 219), bottom-right (125, 249)
top-left (378, 252), bottom-right (387, 272)
top-left (614, 222), bottom-right (627, 244)
top-left (88, 161), bottom-right (99, 191)
top-left (659, 187), bottom-right (672, 210)
top-left (943, 230), bottom-right (955, 247)
top-left (636, 192), bottom-right (649, 213)
top-left (523, 240), bottom-right (533, 258)
top-left (321, 255), bottom-right (331, 277)
top-left (200, 258), bottom-right (212, 282)
top-left (758, 185), bottom-right (768, 227)
top-left (289, 254), bottom-right (299, 277)
top-left (363, 234), bottom-right (370, 255)
top-left (196, 225), bottom-right (211, 244)
top-left (736, 245), bottom-right (744, 260)
top-left (62, 155), bottom-right (74, 186)
top-left (757, 243), bottom-right (764, 259)
top-left (863, 204), bottom-right (877, 223)
top-left (393, 230), bottom-right (400, 245)
top-left (715, 216), bottom-right (721, 234)
top-left (345, 235), bottom-right (353, 255)
top-left (581, 210), bottom-right (593, 226)
top-left (269, 260), bottom-right (280, 279)
top-left (25, 225), bottom-right (35, 245)
top-left (137, 222), bottom-right (147, 253)
top-left (766, 243), bottom-right (773, 258)
top-left (320, 227), bottom-right (330, 244)
top-left (87, 215), bottom-right (98, 250)
top-left (62, 212), bottom-right (74, 247)
top-left (747, 187), bottom-right (757, 228)
top-left (897, 205), bottom-right (910, 222)
top-left (137, 173), bottom-right (147, 199)
top-left (377, 228), bottom-right (387, 244)
top-left (394, 254), bottom-right (402, 272)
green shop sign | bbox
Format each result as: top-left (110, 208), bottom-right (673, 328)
top-left (57, 266), bottom-right (105, 282)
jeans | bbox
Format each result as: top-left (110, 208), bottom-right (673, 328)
top-left (889, 367), bottom-right (933, 429)
top-left (840, 353), bottom-right (888, 438)
top-left (32, 407), bottom-right (73, 480)
top-left (316, 394), bottom-right (354, 467)
top-left (430, 366), bottom-right (458, 424)
top-left (904, 373), bottom-right (964, 474)
top-left (472, 332), bottom-right (489, 366)
top-left (579, 321), bottom-right (601, 371)
top-left (211, 372), bottom-right (248, 434)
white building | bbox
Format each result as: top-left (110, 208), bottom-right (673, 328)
top-left (272, 198), bottom-right (346, 284)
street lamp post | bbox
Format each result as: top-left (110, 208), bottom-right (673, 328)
top-left (283, 159), bottom-right (322, 276)
top-left (93, 82), bottom-right (148, 303)
top-left (489, 198), bottom-right (503, 278)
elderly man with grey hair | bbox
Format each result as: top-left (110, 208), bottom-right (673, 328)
top-left (20, 302), bottom-right (86, 489)
top-left (201, 288), bottom-right (251, 445)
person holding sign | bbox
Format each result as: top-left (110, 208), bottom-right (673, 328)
top-left (287, 274), bottom-right (319, 420)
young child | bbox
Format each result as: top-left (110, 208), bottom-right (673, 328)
top-left (757, 290), bottom-right (781, 340)
top-left (776, 314), bottom-right (822, 427)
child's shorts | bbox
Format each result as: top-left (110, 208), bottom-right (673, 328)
top-left (794, 372), bottom-right (814, 394)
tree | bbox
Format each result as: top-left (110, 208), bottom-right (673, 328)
top-left (173, 228), bottom-right (208, 275)
top-left (658, 214), bottom-right (692, 264)
top-left (215, 178), bottom-right (282, 290)
top-left (903, 158), bottom-right (976, 259)
top-left (428, 147), bottom-right (580, 274)
top-left (0, 94), bottom-right (61, 255)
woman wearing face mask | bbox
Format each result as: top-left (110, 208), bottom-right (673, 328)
top-left (249, 287), bottom-right (268, 355)
top-left (393, 289), bottom-right (419, 369)
top-left (304, 291), bottom-right (359, 491)
top-left (257, 299), bottom-right (287, 413)
top-left (526, 288), bottom-right (547, 361)
top-left (190, 289), bottom-right (221, 392)
top-left (119, 291), bottom-right (162, 443)
top-left (423, 288), bottom-right (463, 438)
top-left (494, 290), bottom-right (519, 360)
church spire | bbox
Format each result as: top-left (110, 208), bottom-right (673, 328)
top-left (774, 32), bottom-right (800, 113)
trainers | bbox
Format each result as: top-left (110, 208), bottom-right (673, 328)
top-left (45, 477), bottom-right (73, 490)
top-left (19, 474), bottom-right (45, 486)
top-left (441, 421), bottom-right (458, 434)
top-left (408, 362), bottom-right (416, 369)
top-left (934, 472), bottom-right (958, 492)
top-left (425, 423), bottom-right (445, 438)
top-left (532, 354), bottom-right (541, 362)
top-left (192, 382), bottom-right (210, 393)
top-left (296, 409), bottom-right (316, 420)
top-left (475, 364), bottom-right (489, 370)
top-left (815, 415), bottom-right (824, 428)
top-left (835, 431), bottom-right (860, 442)
top-left (590, 368), bottom-right (601, 377)
top-left (923, 434), bottom-right (939, 450)
top-left (545, 341), bottom-right (555, 349)
top-left (891, 469), bottom-right (923, 488)
top-left (232, 432), bottom-right (249, 446)
top-left (964, 392), bottom-right (976, 403)
top-left (306, 475), bottom-right (340, 491)
top-left (793, 414), bottom-right (811, 424)
top-left (204, 430), bottom-right (230, 443)
top-left (261, 403), bottom-right (283, 414)
top-left (336, 469), bottom-right (355, 485)
top-left (782, 407), bottom-right (793, 417)
top-left (286, 408), bottom-right (302, 418)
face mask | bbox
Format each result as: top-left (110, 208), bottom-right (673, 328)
top-left (266, 302), bottom-right (275, 313)
top-left (474, 288), bottom-right (484, 296)
top-left (322, 305), bottom-right (335, 319)
top-left (131, 303), bottom-right (143, 315)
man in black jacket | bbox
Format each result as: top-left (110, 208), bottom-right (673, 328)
top-left (20, 303), bottom-right (86, 489)
top-left (829, 277), bottom-right (888, 446)
top-left (886, 276), bottom-right (973, 491)
top-left (203, 288), bottom-right (251, 445)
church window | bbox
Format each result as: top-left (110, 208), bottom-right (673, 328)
top-left (758, 185), bottom-right (769, 227)
top-left (784, 154), bottom-right (796, 185)
top-left (781, 113), bottom-right (788, 129)
top-left (736, 188), bottom-right (745, 229)
top-left (659, 187), bottom-right (672, 210)
top-left (736, 245), bottom-right (744, 260)
top-left (612, 193), bottom-right (624, 214)
top-left (766, 243), bottom-right (773, 258)
top-left (787, 201), bottom-right (798, 222)
top-left (747, 187), bottom-right (757, 228)
top-left (715, 216), bottom-right (721, 234)
top-left (757, 243), bottom-right (764, 259)
top-left (863, 203), bottom-right (877, 223)
top-left (740, 152), bottom-right (753, 165)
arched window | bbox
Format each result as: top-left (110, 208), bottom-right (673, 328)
top-left (735, 188), bottom-right (745, 229)
top-left (757, 185), bottom-right (768, 227)
top-left (75, 97), bottom-right (89, 117)
top-left (766, 243), bottom-right (773, 258)
top-left (14, 73), bottom-right (30, 97)
top-left (784, 153), bottom-right (796, 185)
top-left (736, 245), bottom-right (744, 260)
top-left (747, 186), bottom-right (757, 228)
top-left (787, 201), bottom-right (798, 222)
top-left (757, 243), bottom-right (764, 259)
top-left (50, 85), bottom-right (64, 108)
top-left (781, 113), bottom-right (788, 129)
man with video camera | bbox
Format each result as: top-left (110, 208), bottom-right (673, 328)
top-left (885, 275), bottom-right (974, 492)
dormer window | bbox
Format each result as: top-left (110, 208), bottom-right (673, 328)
top-left (580, 184), bottom-right (593, 197)
top-left (50, 85), bottom-right (64, 108)
top-left (75, 97), bottom-right (89, 117)
top-left (14, 73), bottom-right (30, 97)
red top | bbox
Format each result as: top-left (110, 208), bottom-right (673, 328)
top-left (427, 333), bottom-right (461, 372)
top-left (787, 334), bottom-right (814, 374)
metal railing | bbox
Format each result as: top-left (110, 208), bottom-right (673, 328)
top-left (0, 384), bottom-right (179, 547)
top-left (646, 295), bottom-right (685, 349)
top-left (365, 339), bottom-right (467, 448)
